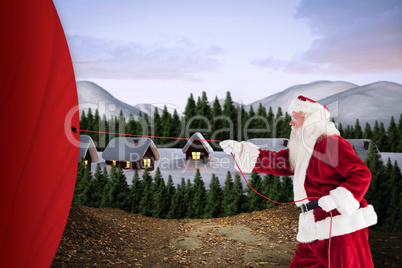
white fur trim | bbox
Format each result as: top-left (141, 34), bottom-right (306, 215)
top-left (329, 187), bottom-right (360, 216)
top-left (297, 205), bottom-right (377, 243)
top-left (234, 141), bottom-right (260, 173)
top-left (318, 195), bottom-right (338, 212)
top-left (293, 155), bottom-right (310, 206)
top-left (292, 117), bottom-right (339, 206)
top-left (288, 98), bottom-right (330, 119)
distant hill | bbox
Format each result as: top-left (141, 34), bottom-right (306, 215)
top-left (77, 80), bottom-right (402, 127)
top-left (319, 81), bottom-right (402, 127)
top-left (247, 80), bottom-right (401, 127)
top-left (77, 81), bottom-right (143, 120)
top-left (247, 81), bottom-right (357, 113)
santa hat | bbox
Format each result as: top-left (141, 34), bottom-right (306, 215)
top-left (288, 95), bottom-right (330, 120)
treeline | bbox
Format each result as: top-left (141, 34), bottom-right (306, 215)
top-left (364, 144), bottom-right (402, 232)
top-left (338, 116), bottom-right (402, 152)
top-left (79, 91), bottom-right (292, 151)
top-left (73, 164), bottom-right (293, 219)
top-left (79, 91), bottom-right (402, 153)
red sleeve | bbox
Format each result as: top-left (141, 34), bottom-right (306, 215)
top-left (322, 136), bottom-right (372, 202)
top-left (252, 149), bottom-right (294, 176)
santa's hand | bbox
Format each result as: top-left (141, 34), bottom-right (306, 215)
top-left (220, 140), bottom-right (242, 155)
top-left (318, 195), bottom-right (337, 212)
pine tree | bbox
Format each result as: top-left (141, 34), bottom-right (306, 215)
top-left (190, 169), bottom-right (206, 218)
top-left (151, 168), bottom-right (167, 218)
top-left (238, 105), bottom-right (249, 142)
top-left (222, 92), bottom-right (237, 140)
top-left (363, 122), bottom-right (372, 139)
top-left (397, 115), bottom-right (402, 152)
top-left (222, 171), bottom-right (235, 216)
top-left (106, 165), bottom-right (129, 211)
top-left (204, 174), bottom-right (223, 218)
top-left (165, 176), bottom-right (176, 215)
top-left (88, 163), bottom-right (108, 208)
top-left (387, 116), bottom-right (398, 152)
top-left (98, 114), bottom-right (108, 150)
top-left (126, 113), bottom-right (137, 135)
top-left (354, 119), bottom-right (363, 139)
top-left (80, 110), bottom-right (88, 131)
top-left (232, 174), bottom-right (246, 214)
top-left (117, 110), bottom-right (125, 136)
top-left (279, 113), bottom-right (291, 138)
top-left (160, 105), bottom-right (173, 146)
top-left (184, 93), bottom-right (197, 124)
top-left (171, 109), bottom-right (182, 147)
top-left (195, 91), bottom-right (212, 130)
top-left (152, 108), bottom-right (162, 143)
top-left (73, 162), bottom-right (92, 205)
top-left (246, 172), bottom-right (264, 212)
top-left (280, 176), bottom-right (294, 203)
top-left (246, 105), bottom-right (257, 140)
top-left (338, 122), bottom-right (344, 137)
top-left (167, 178), bottom-right (187, 219)
top-left (128, 170), bottom-right (142, 214)
top-left (364, 143), bottom-right (387, 228)
top-left (87, 108), bottom-right (94, 131)
top-left (255, 103), bottom-right (268, 138)
top-left (91, 109), bottom-right (100, 146)
top-left (101, 165), bottom-right (115, 208)
top-left (139, 168), bottom-right (154, 216)
top-left (184, 179), bottom-right (194, 218)
top-left (387, 161), bottom-right (402, 231)
top-left (261, 174), bottom-right (277, 209)
top-left (211, 97), bottom-right (224, 143)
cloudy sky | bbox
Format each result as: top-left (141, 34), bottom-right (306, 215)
top-left (54, 0), bottom-right (402, 112)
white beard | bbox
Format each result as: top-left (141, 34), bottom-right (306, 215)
top-left (288, 126), bottom-right (313, 170)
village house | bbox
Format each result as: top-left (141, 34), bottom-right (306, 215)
top-left (102, 137), bottom-right (160, 171)
top-left (78, 135), bottom-right (99, 171)
top-left (182, 132), bottom-right (214, 164)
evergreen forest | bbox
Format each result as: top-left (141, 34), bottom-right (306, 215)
top-left (76, 91), bottom-right (402, 232)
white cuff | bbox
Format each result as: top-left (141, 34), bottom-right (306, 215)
top-left (234, 141), bottom-right (260, 173)
top-left (318, 187), bottom-right (360, 215)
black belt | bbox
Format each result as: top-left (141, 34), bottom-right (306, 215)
top-left (300, 199), bottom-right (319, 213)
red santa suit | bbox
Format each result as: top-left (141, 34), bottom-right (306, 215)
top-left (230, 96), bottom-right (377, 267)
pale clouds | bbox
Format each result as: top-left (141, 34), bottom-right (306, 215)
top-left (251, 0), bottom-right (402, 74)
top-left (67, 34), bottom-right (225, 81)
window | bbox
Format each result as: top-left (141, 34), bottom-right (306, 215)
top-left (126, 161), bottom-right (130, 168)
top-left (143, 158), bottom-right (151, 168)
top-left (84, 160), bottom-right (88, 165)
top-left (192, 152), bottom-right (201, 159)
top-left (112, 160), bottom-right (116, 166)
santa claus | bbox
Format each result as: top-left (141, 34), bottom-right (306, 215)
top-left (220, 95), bottom-right (377, 267)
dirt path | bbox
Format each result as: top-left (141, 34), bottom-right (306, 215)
top-left (52, 204), bottom-right (401, 267)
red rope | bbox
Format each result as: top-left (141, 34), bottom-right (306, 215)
top-left (79, 128), bottom-right (333, 266)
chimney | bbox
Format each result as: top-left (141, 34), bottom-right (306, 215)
top-left (283, 139), bottom-right (289, 147)
top-left (134, 139), bottom-right (139, 146)
top-left (364, 141), bottom-right (370, 150)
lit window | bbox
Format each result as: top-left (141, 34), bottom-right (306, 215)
top-left (143, 158), bottom-right (151, 168)
top-left (84, 160), bottom-right (88, 165)
top-left (126, 161), bottom-right (130, 168)
top-left (192, 152), bottom-right (201, 159)
top-left (112, 160), bottom-right (116, 166)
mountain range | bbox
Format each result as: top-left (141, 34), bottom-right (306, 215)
top-left (77, 80), bottom-right (402, 127)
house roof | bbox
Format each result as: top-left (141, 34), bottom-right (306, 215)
top-left (102, 137), bottom-right (160, 161)
top-left (79, 135), bottom-right (99, 163)
top-left (247, 138), bottom-right (289, 152)
top-left (345, 139), bottom-right (371, 162)
top-left (182, 132), bottom-right (214, 154)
